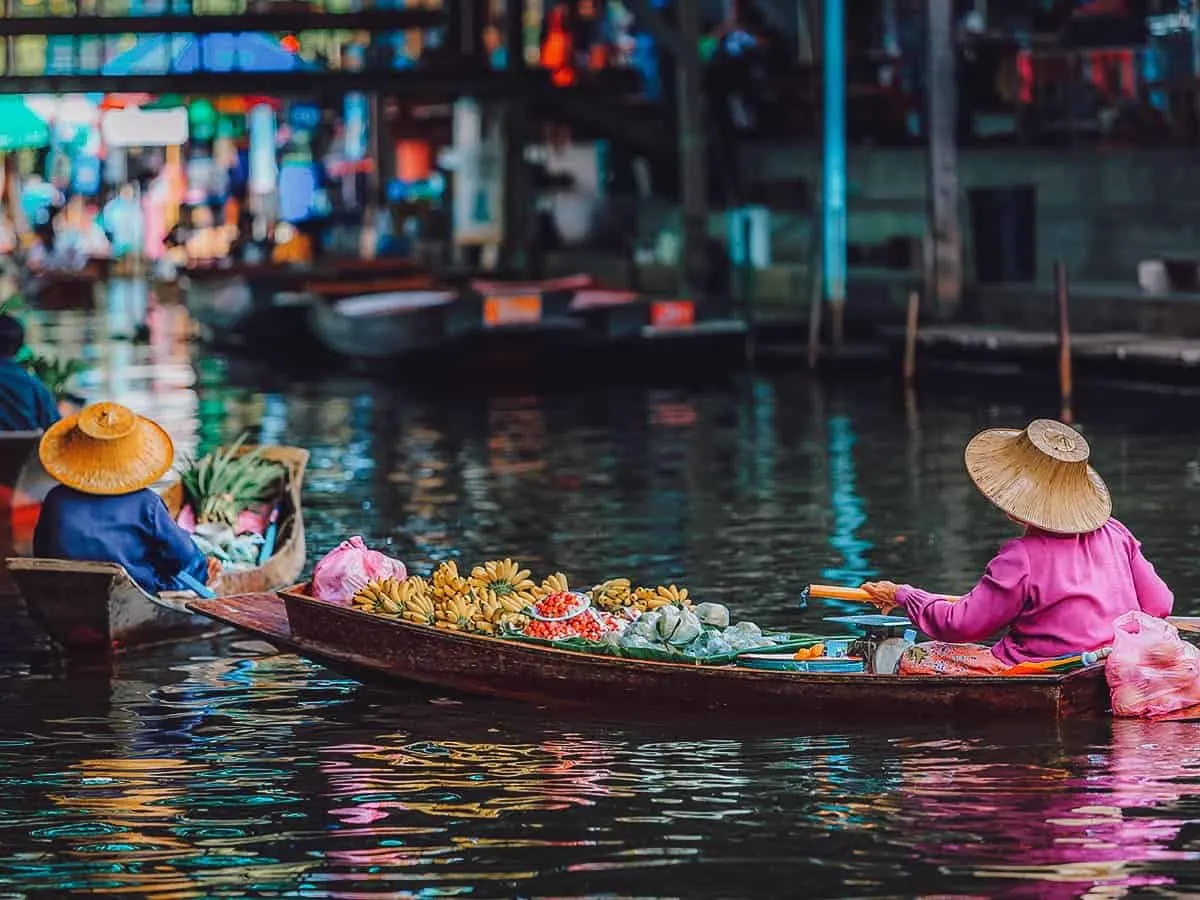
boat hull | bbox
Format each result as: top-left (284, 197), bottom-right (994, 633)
top-left (308, 290), bottom-right (458, 359)
top-left (192, 590), bottom-right (1110, 721)
top-left (10, 559), bottom-right (221, 650)
top-left (6, 446), bottom-right (308, 652)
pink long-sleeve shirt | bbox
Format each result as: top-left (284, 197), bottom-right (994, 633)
top-left (896, 517), bottom-right (1174, 666)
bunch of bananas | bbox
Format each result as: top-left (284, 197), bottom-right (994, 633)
top-left (435, 591), bottom-right (482, 632)
top-left (351, 578), bottom-right (404, 615)
top-left (590, 577), bottom-right (632, 612)
top-left (634, 584), bottom-right (691, 611)
top-left (431, 560), bottom-right (471, 605)
top-left (469, 558), bottom-right (537, 614)
top-left (536, 572), bottom-right (570, 599)
top-left (343, 555), bottom-right (696, 638)
top-left (351, 577), bottom-right (438, 624)
top-left (396, 576), bottom-right (436, 624)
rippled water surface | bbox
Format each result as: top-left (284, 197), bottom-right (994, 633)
top-left (2, 299), bottom-right (1200, 897)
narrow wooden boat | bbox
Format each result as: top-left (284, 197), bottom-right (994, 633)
top-left (303, 275), bottom-right (436, 301)
top-left (465, 274), bottom-right (593, 330)
top-left (188, 588), bottom-right (1111, 721)
top-left (6, 446), bottom-right (308, 653)
top-left (27, 269), bottom-right (100, 311)
top-left (308, 289), bottom-right (459, 359)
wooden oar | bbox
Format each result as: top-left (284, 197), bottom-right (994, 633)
top-left (804, 584), bottom-right (872, 603)
top-left (1168, 617), bottom-right (1200, 634)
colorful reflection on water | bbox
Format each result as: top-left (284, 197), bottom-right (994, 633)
top-left (1, 297), bottom-right (1200, 895)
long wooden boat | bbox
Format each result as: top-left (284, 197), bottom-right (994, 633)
top-left (188, 588), bottom-right (1111, 721)
top-left (27, 267), bottom-right (102, 311)
top-left (308, 289), bottom-right (460, 359)
top-left (462, 274), bottom-right (593, 330)
top-left (303, 274), bottom-right (436, 300)
top-left (6, 446), bottom-right (308, 653)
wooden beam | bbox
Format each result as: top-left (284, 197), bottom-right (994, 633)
top-left (0, 69), bottom-right (531, 96)
top-left (500, 0), bottom-right (529, 273)
top-left (673, 0), bottom-right (709, 303)
top-left (926, 0), bottom-right (962, 318)
top-left (0, 8), bottom-right (445, 35)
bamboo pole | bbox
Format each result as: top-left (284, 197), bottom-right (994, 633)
top-left (807, 244), bottom-right (823, 369)
top-left (1055, 259), bottom-right (1074, 424)
top-left (902, 289), bottom-right (920, 384)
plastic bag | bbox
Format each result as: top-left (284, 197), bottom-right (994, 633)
top-left (1107, 611), bottom-right (1200, 719)
top-left (311, 536), bottom-right (407, 604)
top-left (723, 621), bottom-right (765, 651)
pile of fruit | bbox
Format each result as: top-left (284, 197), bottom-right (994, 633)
top-left (346, 556), bottom-right (697, 642)
top-left (522, 591), bottom-right (627, 642)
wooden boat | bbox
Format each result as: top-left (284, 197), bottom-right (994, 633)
top-left (28, 268), bottom-right (101, 311)
top-left (183, 262), bottom-right (434, 349)
top-left (6, 446), bottom-right (309, 653)
top-left (303, 274), bottom-right (436, 301)
top-left (465, 274), bottom-right (593, 329)
top-left (187, 588), bottom-right (1112, 721)
top-left (0, 431), bottom-right (42, 491)
top-left (308, 289), bottom-right (459, 359)
top-left (0, 432), bottom-right (55, 594)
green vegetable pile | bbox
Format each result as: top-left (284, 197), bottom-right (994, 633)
top-left (22, 354), bottom-right (88, 402)
top-left (179, 434), bottom-right (284, 527)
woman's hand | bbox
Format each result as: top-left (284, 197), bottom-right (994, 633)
top-left (206, 556), bottom-right (222, 584)
top-left (861, 581), bottom-right (901, 614)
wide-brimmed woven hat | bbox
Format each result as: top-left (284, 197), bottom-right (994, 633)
top-left (964, 418), bottom-right (1111, 535)
top-left (39, 402), bottom-right (174, 496)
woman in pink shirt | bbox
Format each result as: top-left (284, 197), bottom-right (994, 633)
top-left (862, 419), bottom-right (1173, 675)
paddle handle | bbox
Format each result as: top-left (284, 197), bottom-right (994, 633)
top-left (178, 571), bottom-right (217, 600)
top-left (806, 584), bottom-right (873, 602)
top-left (258, 507), bottom-right (279, 565)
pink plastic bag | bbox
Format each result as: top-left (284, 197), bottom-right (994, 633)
top-left (1107, 611), bottom-right (1200, 719)
top-left (311, 536), bottom-right (407, 604)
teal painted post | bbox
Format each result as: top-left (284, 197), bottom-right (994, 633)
top-left (822, 0), bottom-right (847, 348)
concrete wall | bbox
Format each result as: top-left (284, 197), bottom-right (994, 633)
top-left (739, 145), bottom-right (1200, 288)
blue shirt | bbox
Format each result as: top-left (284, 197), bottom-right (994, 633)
top-left (34, 486), bottom-right (209, 595)
top-left (0, 358), bottom-right (59, 432)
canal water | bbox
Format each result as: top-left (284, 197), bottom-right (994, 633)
top-left (1, 297), bottom-right (1199, 897)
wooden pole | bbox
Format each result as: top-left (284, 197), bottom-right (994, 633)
top-left (1055, 259), bottom-right (1074, 424)
top-left (926, 0), bottom-right (962, 319)
top-left (807, 208), bottom-right (824, 369)
top-left (902, 289), bottom-right (919, 383)
top-left (500, 0), bottom-right (529, 274)
top-left (675, 0), bottom-right (708, 306)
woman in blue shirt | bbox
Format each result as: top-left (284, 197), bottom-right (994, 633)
top-left (0, 315), bottom-right (59, 432)
top-left (33, 402), bottom-right (219, 594)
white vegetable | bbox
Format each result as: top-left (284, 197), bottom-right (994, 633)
top-left (694, 602), bottom-right (731, 628)
top-left (656, 606), bottom-right (702, 646)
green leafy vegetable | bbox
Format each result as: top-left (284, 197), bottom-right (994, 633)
top-left (179, 434), bottom-right (284, 526)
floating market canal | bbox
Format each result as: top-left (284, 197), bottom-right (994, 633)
top-left (1, 302), bottom-right (1199, 896)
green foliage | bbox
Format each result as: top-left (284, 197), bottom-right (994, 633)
top-left (179, 434), bottom-right (284, 526)
top-left (21, 353), bottom-right (88, 402)
top-left (0, 295), bottom-right (27, 317)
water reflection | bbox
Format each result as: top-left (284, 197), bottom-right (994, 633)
top-left (821, 414), bottom-right (877, 588)
top-left (4, 296), bottom-right (1200, 895)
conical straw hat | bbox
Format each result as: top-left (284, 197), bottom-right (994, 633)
top-left (39, 402), bottom-right (174, 496)
top-left (964, 419), bottom-right (1111, 535)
